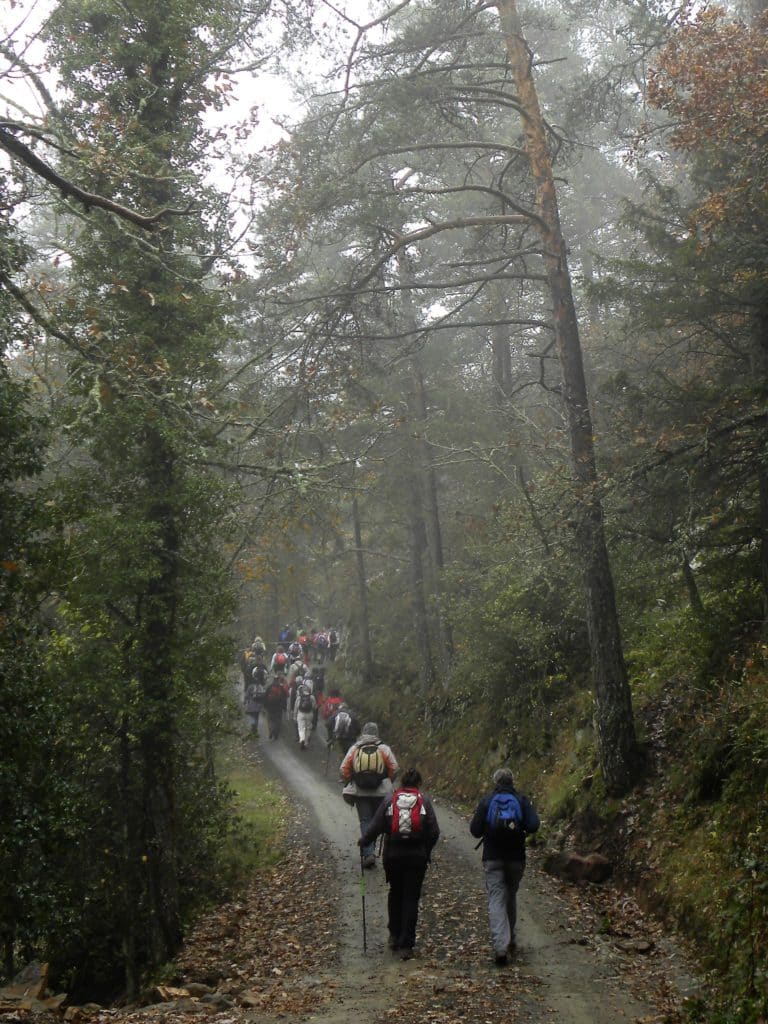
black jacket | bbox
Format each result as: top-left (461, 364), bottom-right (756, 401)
top-left (361, 788), bottom-right (440, 864)
top-left (469, 785), bottom-right (539, 862)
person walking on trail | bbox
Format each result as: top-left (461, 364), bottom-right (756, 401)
top-left (243, 670), bottom-right (267, 737)
top-left (264, 677), bottom-right (287, 740)
top-left (294, 677), bottom-right (316, 750)
top-left (358, 767), bottom-right (439, 959)
top-left (340, 722), bottom-right (399, 869)
top-left (469, 767), bottom-right (540, 966)
top-left (270, 645), bottom-right (289, 676)
top-left (327, 702), bottom-right (359, 755)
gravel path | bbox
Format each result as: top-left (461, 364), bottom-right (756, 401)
top-left (1, 696), bottom-right (698, 1024)
top-left (248, 712), bottom-right (697, 1024)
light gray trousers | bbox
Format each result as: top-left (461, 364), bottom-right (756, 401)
top-left (483, 859), bottom-right (525, 955)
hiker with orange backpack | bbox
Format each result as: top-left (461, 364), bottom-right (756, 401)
top-left (358, 767), bottom-right (440, 958)
top-left (340, 723), bottom-right (399, 869)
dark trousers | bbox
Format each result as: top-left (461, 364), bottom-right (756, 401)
top-left (384, 854), bottom-right (428, 950)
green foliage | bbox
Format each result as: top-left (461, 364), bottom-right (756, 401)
top-left (223, 765), bottom-right (289, 884)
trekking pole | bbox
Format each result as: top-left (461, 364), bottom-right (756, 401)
top-left (359, 850), bottom-right (368, 954)
top-left (325, 739), bottom-right (332, 777)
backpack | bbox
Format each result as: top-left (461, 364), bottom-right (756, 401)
top-left (251, 665), bottom-right (267, 691)
top-left (333, 709), bottom-right (353, 739)
top-left (274, 652), bottom-right (287, 671)
top-left (265, 682), bottom-right (283, 705)
top-left (485, 791), bottom-right (523, 839)
top-left (389, 788), bottom-right (426, 839)
top-left (244, 684), bottom-right (263, 711)
top-left (352, 742), bottom-right (387, 789)
top-left (297, 687), bottom-right (313, 713)
top-left (316, 632), bottom-right (328, 649)
top-left (329, 630), bottom-right (338, 645)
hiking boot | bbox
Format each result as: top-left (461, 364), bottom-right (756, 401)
top-left (363, 854), bottom-right (376, 869)
top-left (388, 934), bottom-right (399, 951)
top-left (400, 948), bottom-right (414, 961)
top-left (494, 953), bottom-right (508, 967)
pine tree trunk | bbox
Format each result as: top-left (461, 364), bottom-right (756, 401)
top-left (496, 0), bottom-right (640, 794)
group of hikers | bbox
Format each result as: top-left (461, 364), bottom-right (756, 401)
top-left (238, 630), bottom-right (541, 966)
top-left (339, 721), bottom-right (539, 964)
top-left (240, 633), bottom-right (358, 748)
top-left (276, 623), bottom-right (340, 664)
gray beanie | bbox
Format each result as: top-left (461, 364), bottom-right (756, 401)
top-left (493, 767), bottom-right (515, 787)
top-left (362, 722), bottom-right (379, 737)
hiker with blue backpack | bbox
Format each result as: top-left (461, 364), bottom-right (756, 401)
top-left (358, 767), bottom-right (440, 959)
top-left (469, 767), bottom-right (540, 966)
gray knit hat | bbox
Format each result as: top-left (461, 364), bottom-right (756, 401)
top-left (493, 767), bottom-right (515, 787)
top-left (362, 722), bottom-right (379, 737)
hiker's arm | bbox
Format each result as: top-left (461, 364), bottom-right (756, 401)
top-left (522, 798), bottom-right (540, 834)
top-left (340, 749), bottom-right (354, 781)
top-left (383, 746), bottom-right (399, 779)
top-left (424, 797), bottom-right (440, 851)
top-left (469, 798), bottom-right (488, 839)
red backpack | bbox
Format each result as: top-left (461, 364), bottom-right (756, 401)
top-left (323, 696), bottom-right (343, 720)
top-left (389, 788), bottom-right (425, 839)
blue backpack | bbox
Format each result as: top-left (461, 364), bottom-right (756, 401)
top-left (485, 791), bottom-right (523, 838)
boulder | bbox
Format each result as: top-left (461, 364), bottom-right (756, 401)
top-left (543, 850), bottom-right (613, 884)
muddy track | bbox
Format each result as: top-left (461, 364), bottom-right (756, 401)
top-left (253, 709), bottom-right (694, 1024)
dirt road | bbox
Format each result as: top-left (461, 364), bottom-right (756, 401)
top-left (254, 711), bottom-right (695, 1024)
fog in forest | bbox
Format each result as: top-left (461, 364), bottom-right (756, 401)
top-left (1, 0), bottom-right (766, 1018)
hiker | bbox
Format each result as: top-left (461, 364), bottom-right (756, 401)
top-left (243, 676), bottom-right (265, 737)
top-left (294, 677), bottom-right (316, 750)
top-left (314, 629), bottom-right (329, 663)
top-left (340, 722), bottom-right (399, 868)
top-left (270, 645), bottom-right (289, 676)
top-left (469, 767), bottom-right (540, 965)
top-left (310, 667), bottom-right (325, 727)
top-left (358, 767), bottom-right (440, 959)
top-left (322, 687), bottom-right (344, 726)
top-left (327, 702), bottom-right (359, 754)
top-left (328, 627), bottom-right (340, 662)
top-left (264, 676), bottom-right (287, 740)
top-left (240, 644), bottom-right (258, 687)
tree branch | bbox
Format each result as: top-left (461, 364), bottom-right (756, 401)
top-left (0, 126), bottom-right (191, 230)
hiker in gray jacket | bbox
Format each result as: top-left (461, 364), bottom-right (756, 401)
top-left (340, 723), bottom-right (399, 868)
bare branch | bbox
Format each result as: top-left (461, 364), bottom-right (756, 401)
top-left (0, 126), bottom-right (191, 230)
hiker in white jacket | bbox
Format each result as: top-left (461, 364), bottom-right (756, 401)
top-left (294, 677), bottom-right (316, 750)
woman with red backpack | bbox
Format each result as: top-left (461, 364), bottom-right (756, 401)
top-left (357, 767), bottom-right (440, 959)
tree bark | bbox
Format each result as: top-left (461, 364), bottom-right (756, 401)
top-left (496, 0), bottom-right (640, 794)
top-left (352, 491), bottom-right (374, 680)
top-left (395, 246), bottom-right (454, 674)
